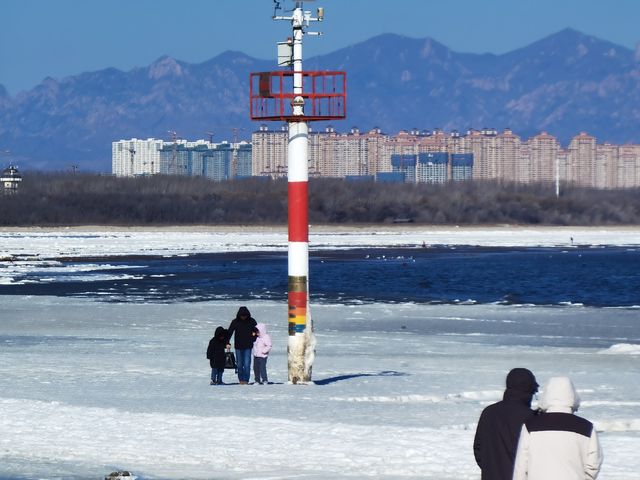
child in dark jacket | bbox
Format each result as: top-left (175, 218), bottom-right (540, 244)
top-left (206, 326), bottom-right (228, 385)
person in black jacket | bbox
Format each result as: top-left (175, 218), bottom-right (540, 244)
top-left (473, 367), bottom-right (539, 480)
top-left (226, 306), bottom-right (258, 385)
top-left (206, 326), bottom-right (228, 385)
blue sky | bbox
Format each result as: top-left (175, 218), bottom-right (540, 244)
top-left (1, 0), bottom-right (639, 95)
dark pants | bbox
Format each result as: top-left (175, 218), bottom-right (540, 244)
top-left (236, 348), bottom-right (252, 382)
top-left (210, 367), bottom-right (223, 384)
top-left (253, 356), bottom-right (268, 384)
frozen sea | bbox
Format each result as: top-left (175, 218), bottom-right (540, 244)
top-left (0, 227), bottom-right (639, 480)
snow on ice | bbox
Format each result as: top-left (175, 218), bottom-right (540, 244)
top-left (1, 298), bottom-right (639, 479)
top-left (1, 226), bottom-right (639, 260)
top-left (0, 228), bottom-right (639, 479)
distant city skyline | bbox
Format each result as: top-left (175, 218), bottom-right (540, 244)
top-left (2, 0), bottom-right (640, 95)
top-left (111, 126), bottom-right (640, 190)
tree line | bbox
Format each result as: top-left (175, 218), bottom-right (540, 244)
top-left (1, 172), bottom-right (639, 226)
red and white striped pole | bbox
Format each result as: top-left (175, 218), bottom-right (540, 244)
top-left (286, 3), bottom-right (314, 384)
top-left (256, 1), bottom-right (343, 383)
top-left (287, 116), bottom-right (314, 384)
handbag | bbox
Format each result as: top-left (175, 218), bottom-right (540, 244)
top-left (224, 350), bottom-right (237, 371)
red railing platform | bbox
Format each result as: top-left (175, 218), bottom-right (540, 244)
top-left (250, 71), bottom-right (346, 122)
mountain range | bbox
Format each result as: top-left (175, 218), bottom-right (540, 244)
top-left (2, 28), bottom-right (640, 171)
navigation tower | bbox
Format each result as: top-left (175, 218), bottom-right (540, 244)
top-left (250, 0), bottom-right (346, 383)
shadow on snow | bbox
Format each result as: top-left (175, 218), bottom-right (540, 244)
top-left (314, 370), bottom-right (408, 385)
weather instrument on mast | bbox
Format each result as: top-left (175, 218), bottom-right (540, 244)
top-left (251, 1), bottom-right (346, 122)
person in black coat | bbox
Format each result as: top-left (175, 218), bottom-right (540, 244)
top-left (226, 306), bottom-right (258, 384)
top-left (473, 367), bottom-right (539, 480)
top-left (206, 326), bottom-right (228, 385)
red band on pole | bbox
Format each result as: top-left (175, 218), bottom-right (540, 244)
top-left (288, 181), bottom-right (309, 242)
top-left (288, 290), bottom-right (307, 306)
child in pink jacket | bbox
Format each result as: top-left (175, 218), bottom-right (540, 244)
top-left (252, 323), bottom-right (272, 384)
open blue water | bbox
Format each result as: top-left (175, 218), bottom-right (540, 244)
top-left (2, 246), bottom-right (639, 307)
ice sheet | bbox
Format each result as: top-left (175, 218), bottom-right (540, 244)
top-left (1, 226), bottom-right (640, 260)
top-left (1, 297), bottom-right (638, 479)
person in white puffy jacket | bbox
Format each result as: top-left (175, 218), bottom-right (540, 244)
top-left (512, 376), bottom-right (603, 480)
top-left (252, 322), bottom-right (272, 384)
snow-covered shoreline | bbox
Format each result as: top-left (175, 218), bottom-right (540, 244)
top-left (1, 226), bottom-right (639, 260)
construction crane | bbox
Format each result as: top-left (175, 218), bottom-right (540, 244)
top-left (166, 130), bottom-right (184, 175)
top-left (206, 127), bottom-right (247, 144)
top-left (0, 149), bottom-right (11, 166)
top-left (167, 130), bottom-right (178, 145)
top-left (0, 150), bottom-right (15, 176)
top-left (141, 160), bottom-right (155, 175)
top-left (205, 128), bottom-right (247, 178)
top-left (231, 127), bottom-right (246, 144)
top-left (128, 146), bottom-right (136, 176)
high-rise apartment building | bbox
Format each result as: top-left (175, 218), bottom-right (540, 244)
top-left (421, 129), bottom-right (448, 153)
top-left (448, 130), bottom-right (466, 154)
top-left (236, 143), bottom-right (253, 178)
top-left (451, 153), bottom-right (474, 181)
top-left (617, 145), bottom-right (640, 188)
top-left (113, 138), bottom-right (251, 181)
top-left (596, 143), bottom-right (619, 190)
top-left (567, 132), bottom-right (597, 187)
top-left (159, 142), bottom-right (192, 176)
top-left (460, 129), bottom-right (485, 180)
top-left (496, 129), bottom-right (521, 182)
top-left (202, 144), bottom-right (233, 181)
top-left (526, 132), bottom-right (560, 184)
top-left (391, 154), bottom-right (417, 183)
top-left (112, 138), bottom-right (164, 176)
top-left (364, 127), bottom-right (387, 176)
top-left (470, 128), bottom-right (511, 181)
top-left (386, 152), bottom-right (462, 184)
top-left (251, 124), bottom-right (288, 178)
top-left (417, 152), bottom-right (448, 184)
top-left (315, 126), bottom-right (341, 177)
top-left (341, 127), bottom-right (369, 177)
